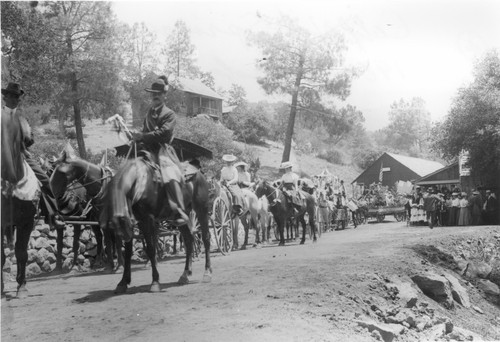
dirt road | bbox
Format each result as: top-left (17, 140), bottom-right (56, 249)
top-left (2, 220), bottom-right (499, 342)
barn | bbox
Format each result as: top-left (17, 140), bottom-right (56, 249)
top-left (351, 152), bottom-right (445, 188)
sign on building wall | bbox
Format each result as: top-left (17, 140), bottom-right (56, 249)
top-left (459, 150), bottom-right (471, 176)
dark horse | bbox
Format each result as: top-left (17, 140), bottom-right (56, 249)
top-left (100, 155), bottom-right (212, 293)
top-left (50, 151), bottom-right (119, 271)
top-left (1, 110), bottom-right (38, 297)
top-left (255, 179), bottom-right (317, 246)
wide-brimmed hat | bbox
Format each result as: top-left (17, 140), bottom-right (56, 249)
top-left (234, 161), bottom-right (248, 168)
top-left (1, 82), bottom-right (24, 96)
top-left (452, 192), bottom-right (459, 196)
top-left (472, 190), bottom-right (479, 195)
top-left (279, 161), bottom-right (293, 169)
top-left (461, 192), bottom-right (467, 197)
top-left (222, 154), bottom-right (237, 162)
top-left (145, 79), bottom-right (167, 93)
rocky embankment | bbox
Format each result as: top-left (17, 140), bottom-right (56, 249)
top-left (348, 229), bottom-right (500, 342)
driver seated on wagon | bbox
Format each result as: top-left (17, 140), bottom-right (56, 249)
top-left (277, 161), bottom-right (304, 213)
top-left (220, 154), bottom-right (245, 216)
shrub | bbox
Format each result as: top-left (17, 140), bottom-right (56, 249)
top-left (176, 116), bottom-right (241, 177)
top-left (317, 149), bottom-right (344, 165)
top-left (65, 128), bottom-right (77, 139)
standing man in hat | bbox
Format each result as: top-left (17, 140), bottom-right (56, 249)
top-left (130, 77), bottom-right (189, 227)
top-left (469, 190), bottom-right (483, 225)
top-left (1, 82), bottom-right (64, 227)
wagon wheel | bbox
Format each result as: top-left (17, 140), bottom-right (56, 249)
top-left (212, 197), bottom-right (233, 255)
top-left (189, 211), bottom-right (202, 258)
top-left (376, 214), bottom-right (385, 223)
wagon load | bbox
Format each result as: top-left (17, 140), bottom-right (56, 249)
top-left (364, 184), bottom-right (407, 222)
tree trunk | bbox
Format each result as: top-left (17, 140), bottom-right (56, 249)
top-left (71, 72), bottom-right (87, 159)
top-left (282, 56), bottom-right (305, 163)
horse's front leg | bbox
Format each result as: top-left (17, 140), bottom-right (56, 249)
top-left (277, 218), bottom-right (286, 246)
top-left (115, 238), bottom-right (132, 294)
top-left (178, 225), bottom-right (193, 285)
top-left (196, 209), bottom-right (212, 282)
top-left (299, 216), bottom-right (307, 245)
top-left (310, 214), bottom-right (317, 243)
top-left (142, 218), bottom-right (160, 292)
top-left (15, 216), bottom-right (34, 298)
top-left (92, 226), bottom-right (104, 267)
top-left (241, 215), bottom-right (249, 250)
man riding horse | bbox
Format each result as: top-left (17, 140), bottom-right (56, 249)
top-left (1, 82), bottom-right (64, 228)
top-left (130, 77), bottom-right (190, 227)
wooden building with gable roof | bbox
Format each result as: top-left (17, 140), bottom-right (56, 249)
top-left (351, 152), bottom-right (445, 188)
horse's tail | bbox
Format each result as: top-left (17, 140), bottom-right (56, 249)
top-left (100, 160), bottom-right (141, 241)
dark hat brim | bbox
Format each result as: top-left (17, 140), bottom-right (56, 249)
top-left (1, 88), bottom-right (24, 96)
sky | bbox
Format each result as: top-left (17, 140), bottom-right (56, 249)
top-left (112, 0), bottom-right (500, 131)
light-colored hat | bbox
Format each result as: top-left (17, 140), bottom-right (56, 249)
top-left (234, 161), bottom-right (248, 168)
top-left (452, 192), bottom-right (458, 196)
top-left (279, 161), bottom-right (293, 169)
top-left (461, 192), bottom-right (467, 197)
top-left (222, 154), bottom-right (237, 162)
top-left (472, 190), bottom-right (479, 195)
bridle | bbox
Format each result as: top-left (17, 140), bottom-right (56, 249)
top-left (260, 181), bottom-right (278, 204)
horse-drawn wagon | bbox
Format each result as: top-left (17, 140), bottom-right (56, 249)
top-left (365, 206), bottom-right (406, 223)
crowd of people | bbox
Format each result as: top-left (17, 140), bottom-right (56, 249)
top-left (406, 186), bottom-right (499, 228)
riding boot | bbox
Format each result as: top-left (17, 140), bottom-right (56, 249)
top-left (165, 181), bottom-right (190, 229)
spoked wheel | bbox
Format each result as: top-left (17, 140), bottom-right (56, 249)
top-left (212, 197), bottom-right (233, 255)
top-left (189, 211), bottom-right (202, 258)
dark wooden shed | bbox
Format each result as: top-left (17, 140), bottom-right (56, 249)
top-left (351, 152), bottom-right (444, 188)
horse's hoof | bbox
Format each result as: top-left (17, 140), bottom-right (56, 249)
top-left (254, 243), bottom-right (262, 249)
top-left (279, 242), bottom-right (285, 246)
top-left (240, 245), bottom-right (247, 250)
top-left (114, 284), bottom-right (127, 294)
top-left (178, 274), bottom-right (189, 285)
top-left (202, 271), bottom-right (212, 283)
top-left (16, 284), bottom-right (28, 299)
top-left (313, 238), bottom-right (318, 243)
top-left (150, 282), bottom-right (161, 292)
top-left (300, 240), bottom-right (305, 245)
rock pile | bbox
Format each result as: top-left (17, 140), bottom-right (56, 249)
top-left (2, 223), bottom-right (99, 279)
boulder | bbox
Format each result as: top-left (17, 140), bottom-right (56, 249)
top-left (62, 248), bottom-right (71, 256)
top-left (477, 279), bottom-right (500, 304)
top-left (85, 246), bottom-right (97, 257)
top-left (79, 229), bottom-right (92, 242)
top-left (35, 248), bottom-right (50, 265)
top-left (465, 261), bottom-right (492, 279)
top-left (34, 237), bottom-right (51, 249)
top-left (411, 273), bottom-right (454, 309)
top-left (356, 320), bottom-right (405, 342)
top-left (26, 262), bottom-right (41, 277)
top-left (388, 280), bottom-right (419, 308)
top-left (64, 227), bottom-right (74, 237)
top-left (48, 238), bottom-right (57, 246)
top-left (63, 237), bottom-right (74, 248)
top-left (3, 258), bottom-right (12, 272)
top-left (62, 258), bottom-right (73, 272)
top-left (449, 326), bottom-right (484, 341)
top-left (27, 249), bottom-right (37, 263)
top-left (441, 272), bottom-right (471, 307)
top-left (35, 224), bottom-right (51, 235)
top-left (79, 242), bottom-right (86, 255)
top-left (77, 254), bottom-right (85, 263)
top-left (46, 252), bottom-right (57, 264)
top-left (45, 244), bottom-right (56, 254)
top-left (41, 260), bottom-right (52, 272)
top-left (48, 230), bottom-right (58, 239)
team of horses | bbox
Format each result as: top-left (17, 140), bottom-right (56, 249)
top-left (1, 139), bottom-right (322, 297)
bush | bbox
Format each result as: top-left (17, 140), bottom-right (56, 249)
top-left (28, 137), bottom-right (78, 162)
top-left (44, 126), bottom-right (64, 138)
top-left (176, 116), bottom-right (241, 177)
top-left (225, 104), bottom-right (270, 145)
top-left (65, 128), bottom-right (77, 140)
top-left (317, 149), bottom-right (344, 165)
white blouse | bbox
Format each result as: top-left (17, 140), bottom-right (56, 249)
top-left (220, 166), bottom-right (238, 185)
